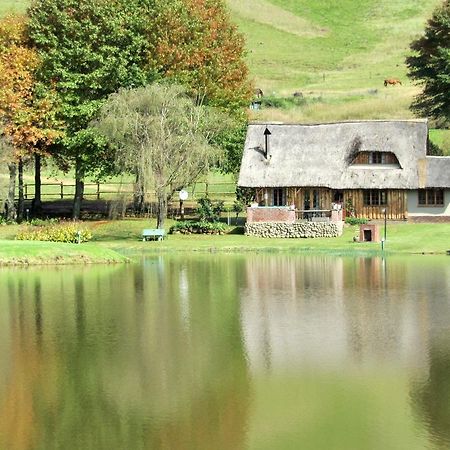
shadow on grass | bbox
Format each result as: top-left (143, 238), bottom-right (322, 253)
top-left (227, 226), bottom-right (245, 235)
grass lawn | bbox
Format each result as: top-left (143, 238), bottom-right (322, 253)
top-left (0, 219), bottom-right (448, 265)
top-left (0, 239), bottom-right (127, 266)
top-left (94, 220), bottom-right (450, 255)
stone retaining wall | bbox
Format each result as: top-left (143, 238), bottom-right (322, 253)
top-left (245, 221), bottom-right (344, 238)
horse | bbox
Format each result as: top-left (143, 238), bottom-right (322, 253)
top-left (254, 88), bottom-right (264, 98)
top-left (384, 78), bottom-right (402, 87)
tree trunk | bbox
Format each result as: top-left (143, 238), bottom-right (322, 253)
top-left (5, 163), bottom-right (17, 221)
top-left (17, 158), bottom-right (24, 222)
top-left (72, 158), bottom-right (85, 220)
top-left (156, 190), bottom-right (167, 229)
top-left (32, 153), bottom-right (43, 217)
top-left (133, 170), bottom-right (144, 214)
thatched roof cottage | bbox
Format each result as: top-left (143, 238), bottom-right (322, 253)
top-left (238, 120), bottom-right (450, 222)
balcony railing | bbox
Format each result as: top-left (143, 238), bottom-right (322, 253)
top-left (295, 209), bottom-right (332, 221)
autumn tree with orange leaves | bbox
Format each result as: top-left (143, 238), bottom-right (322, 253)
top-left (150, 0), bottom-right (253, 111)
top-left (0, 15), bottom-right (61, 220)
top-left (149, 0), bottom-right (252, 174)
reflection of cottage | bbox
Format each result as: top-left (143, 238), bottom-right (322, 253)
top-left (238, 120), bottom-right (450, 222)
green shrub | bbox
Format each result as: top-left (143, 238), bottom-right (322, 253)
top-left (170, 220), bottom-right (226, 235)
top-left (345, 217), bottom-right (368, 225)
top-left (16, 222), bottom-right (93, 243)
top-left (28, 218), bottom-right (59, 226)
top-left (233, 200), bottom-right (244, 218)
top-left (236, 186), bottom-right (256, 205)
top-left (260, 95), bottom-right (306, 109)
top-left (196, 197), bottom-right (225, 222)
top-left (0, 216), bottom-right (16, 226)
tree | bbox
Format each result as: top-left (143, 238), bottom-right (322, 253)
top-left (148, 0), bottom-right (252, 174)
top-left (0, 138), bottom-right (15, 220)
top-left (94, 84), bottom-right (227, 228)
top-left (28, 0), bottom-right (155, 218)
top-left (406, 0), bottom-right (450, 125)
top-left (0, 15), bottom-right (61, 220)
top-left (149, 0), bottom-right (253, 111)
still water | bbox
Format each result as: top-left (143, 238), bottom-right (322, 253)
top-left (0, 254), bottom-right (450, 450)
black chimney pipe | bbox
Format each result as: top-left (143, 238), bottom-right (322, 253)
top-left (264, 127), bottom-right (271, 159)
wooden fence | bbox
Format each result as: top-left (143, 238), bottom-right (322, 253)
top-left (21, 181), bottom-right (237, 202)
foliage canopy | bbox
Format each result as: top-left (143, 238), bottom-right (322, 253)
top-left (0, 15), bottom-right (61, 157)
top-left (94, 84), bottom-right (229, 228)
top-left (406, 0), bottom-right (450, 125)
top-left (149, 0), bottom-right (253, 111)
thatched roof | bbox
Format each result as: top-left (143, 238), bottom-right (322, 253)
top-left (238, 120), bottom-right (450, 189)
top-left (424, 157), bottom-right (450, 188)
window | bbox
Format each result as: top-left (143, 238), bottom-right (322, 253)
top-left (418, 189), bottom-right (444, 206)
top-left (363, 190), bottom-right (387, 206)
top-left (303, 189), bottom-right (320, 210)
top-left (369, 152), bottom-right (385, 164)
top-left (273, 188), bottom-right (285, 206)
top-left (351, 151), bottom-right (399, 166)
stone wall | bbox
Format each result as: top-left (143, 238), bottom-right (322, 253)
top-left (245, 221), bottom-right (344, 238)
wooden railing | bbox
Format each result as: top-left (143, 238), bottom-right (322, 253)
top-left (20, 181), bottom-right (237, 201)
top-left (295, 209), bottom-right (332, 221)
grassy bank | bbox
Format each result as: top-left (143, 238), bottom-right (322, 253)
top-left (0, 234), bottom-right (128, 266)
top-left (0, 220), bottom-right (448, 265)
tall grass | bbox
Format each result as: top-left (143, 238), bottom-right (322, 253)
top-left (251, 89), bottom-right (416, 123)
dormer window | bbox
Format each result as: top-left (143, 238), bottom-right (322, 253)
top-left (369, 152), bottom-right (384, 164)
top-left (351, 151), bottom-right (400, 167)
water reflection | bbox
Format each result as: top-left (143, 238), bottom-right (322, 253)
top-left (0, 255), bottom-right (449, 450)
top-left (240, 255), bottom-right (443, 373)
top-left (0, 260), bottom-right (250, 450)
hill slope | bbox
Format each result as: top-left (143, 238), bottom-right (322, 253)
top-left (227, 0), bottom-right (447, 128)
top-left (228, 0), bottom-right (441, 91)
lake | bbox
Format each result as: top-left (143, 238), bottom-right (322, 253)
top-left (1, 254), bottom-right (450, 450)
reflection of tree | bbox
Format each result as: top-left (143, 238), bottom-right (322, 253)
top-left (412, 344), bottom-right (450, 448)
top-left (0, 275), bottom-right (42, 450)
top-left (0, 258), bottom-right (250, 450)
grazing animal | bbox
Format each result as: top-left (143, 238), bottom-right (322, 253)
top-left (254, 88), bottom-right (264, 98)
top-left (384, 78), bottom-right (402, 87)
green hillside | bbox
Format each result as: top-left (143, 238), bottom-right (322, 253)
top-left (227, 0), bottom-right (445, 123)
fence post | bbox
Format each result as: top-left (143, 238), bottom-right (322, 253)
top-left (97, 182), bottom-right (100, 200)
top-left (60, 182), bottom-right (64, 199)
top-left (205, 181), bottom-right (209, 198)
top-left (24, 184), bottom-right (28, 200)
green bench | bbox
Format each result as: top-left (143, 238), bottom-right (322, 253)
top-left (142, 229), bottom-right (166, 241)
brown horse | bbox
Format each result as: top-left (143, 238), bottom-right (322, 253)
top-left (384, 78), bottom-right (402, 87)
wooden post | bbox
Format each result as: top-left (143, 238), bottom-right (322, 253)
top-left (60, 182), bottom-right (64, 199)
top-left (25, 184), bottom-right (28, 200)
top-left (97, 182), bottom-right (100, 200)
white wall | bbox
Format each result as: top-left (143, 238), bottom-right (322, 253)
top-left (407, 189), bottom-right (450, 216)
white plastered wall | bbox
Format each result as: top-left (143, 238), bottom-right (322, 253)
top-left (407, 189), bottom-right (450, 216)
